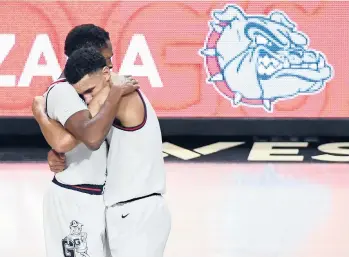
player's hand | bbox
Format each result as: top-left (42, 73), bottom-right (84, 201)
top-left (119, 75), bottom-right (139, 96)
top-left (47, 149), bottom-right (66, 173)
top-left (110, 72), bottom-right (137, 87)
top-left (110, 74), bottom-right (139, 96)
top-left (32, 96), bottom-right (46, 118)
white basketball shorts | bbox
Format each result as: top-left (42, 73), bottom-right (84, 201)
top-left (43, 177), bottom-right (107, 257)
top-left (106, 194), bottom-right (171, 257)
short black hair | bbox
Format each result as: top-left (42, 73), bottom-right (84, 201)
top-left (64, 24), bottom-right (110, 57)
top-left (64, 47), bottom-right (107, 84)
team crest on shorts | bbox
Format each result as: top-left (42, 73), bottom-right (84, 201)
top-left (62, 220), bottom-right (90, 257)
top-left (199, 4), bottom-right (333, 112)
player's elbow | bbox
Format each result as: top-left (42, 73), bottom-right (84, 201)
top-left (52, 142), bottom-right (68, 154)
top-left (85, 141), bottom-right (102, 151)
top-left (47, 136), bottom-right (65, 153)
top-left (53, 135), bottom-right (78, 153)
top-left (53, 140), bottom-right (73, 153)
top-left (77, 128), bottom-right (104, 151)
top-left (83, 138), bottom-right (103, 151)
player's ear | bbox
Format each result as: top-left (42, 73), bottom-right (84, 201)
top-left (102, 66), bottom-right (111, 82)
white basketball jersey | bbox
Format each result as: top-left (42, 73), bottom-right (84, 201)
top-left (45, 79), bottom-right (107, 185)
top-left (103, 90), bottom-right (166, 205)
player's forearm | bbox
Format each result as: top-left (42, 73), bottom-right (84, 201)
top-left (78, 92), bottom-right (121, 150)
top-left (35, 113), bottom-right (79, 153)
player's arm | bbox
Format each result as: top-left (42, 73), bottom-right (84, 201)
top-left (63, 91), bottom-right (118, 151)
top-left (32, 100), bottom-right (78, 153)
top-left (32, 86), bottom-right (110, 153)
top-left (108, 72), bottom-right (145, 127)
top-left (115, 90), bottom-right (145, 127)
top-left (61, 85), bottom-right (117, 150)
top-left (87, 86), bottom-right (111, 117)
top-left (48, 80), bottom-right (137, 151)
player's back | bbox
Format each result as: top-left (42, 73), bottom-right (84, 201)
top-left (104, 90), bottom-right (165, 205)
top-left (45, 79), bottom-right (107, 185)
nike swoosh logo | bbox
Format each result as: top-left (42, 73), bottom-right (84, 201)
top-left (121, 213), bottom-right (129, 219)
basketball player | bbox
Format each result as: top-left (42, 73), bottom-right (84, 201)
top-left (45, 47), bottom-right (171, 257)
top-left (32, 24), bottom-right (138, 257)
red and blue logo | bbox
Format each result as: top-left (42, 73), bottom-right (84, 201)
top-left (199, 4), bottom-right (333, 112)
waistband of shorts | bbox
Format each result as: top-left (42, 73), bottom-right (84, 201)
top-left (52, 177), bottom-right (104, 195)
top-left (113, 193), bottom-right (162, 206)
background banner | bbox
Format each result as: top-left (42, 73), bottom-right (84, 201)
top-left (0, 1), bottom-right (347, 118)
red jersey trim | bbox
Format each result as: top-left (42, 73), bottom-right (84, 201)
top-left (112, 90), bottom-right (147, 132)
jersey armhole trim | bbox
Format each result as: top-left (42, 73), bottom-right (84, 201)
top-left (45, 78), bottom-right (67, 118)
top-left (112, 89), bottom-right (147, 132)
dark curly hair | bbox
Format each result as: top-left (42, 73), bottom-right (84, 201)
top-left (64, 24), bottom-right (110, 57)
top-left (64, 47), bottom-right (107, 84)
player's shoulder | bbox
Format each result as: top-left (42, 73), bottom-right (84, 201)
top-left (45, 78), bottom-right (76, 98)
top-left (123, 90), bottom-right (145, 109)
top-left (47, 79), bottom-right (72, 93)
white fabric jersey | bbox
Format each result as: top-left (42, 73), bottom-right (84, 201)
top-left (104, 90), bottom-right (166, 205)
top-left (45, 79), bottom-right (107, 185)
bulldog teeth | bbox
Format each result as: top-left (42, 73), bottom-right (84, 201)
top-left (200, 48), bottom-right (217, 57)
top-left (210, 21), bottom-right (223, 33)
top-left (257, 55), bottom-right (323, 74)
top-left (258, 65), bottom-right (266, 74)
top-left (258, 56), bottom-right (281, 69)
top-left (271, 58), bottom-right (279, 67)
top-left (266, 67), bottom-right (276, 75)
top-left (233, 92), bottom-right (242, 105)
top-left (257, 65), bottom-right (277, 76)
top-left (263, 99), bottom-right (272, 111)
top-left (283, 59), bottom-right (290, 68)
top-left (258, 56), bottom-right (270, 66)
top-left (209, 73), bottom-right (224, 82)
